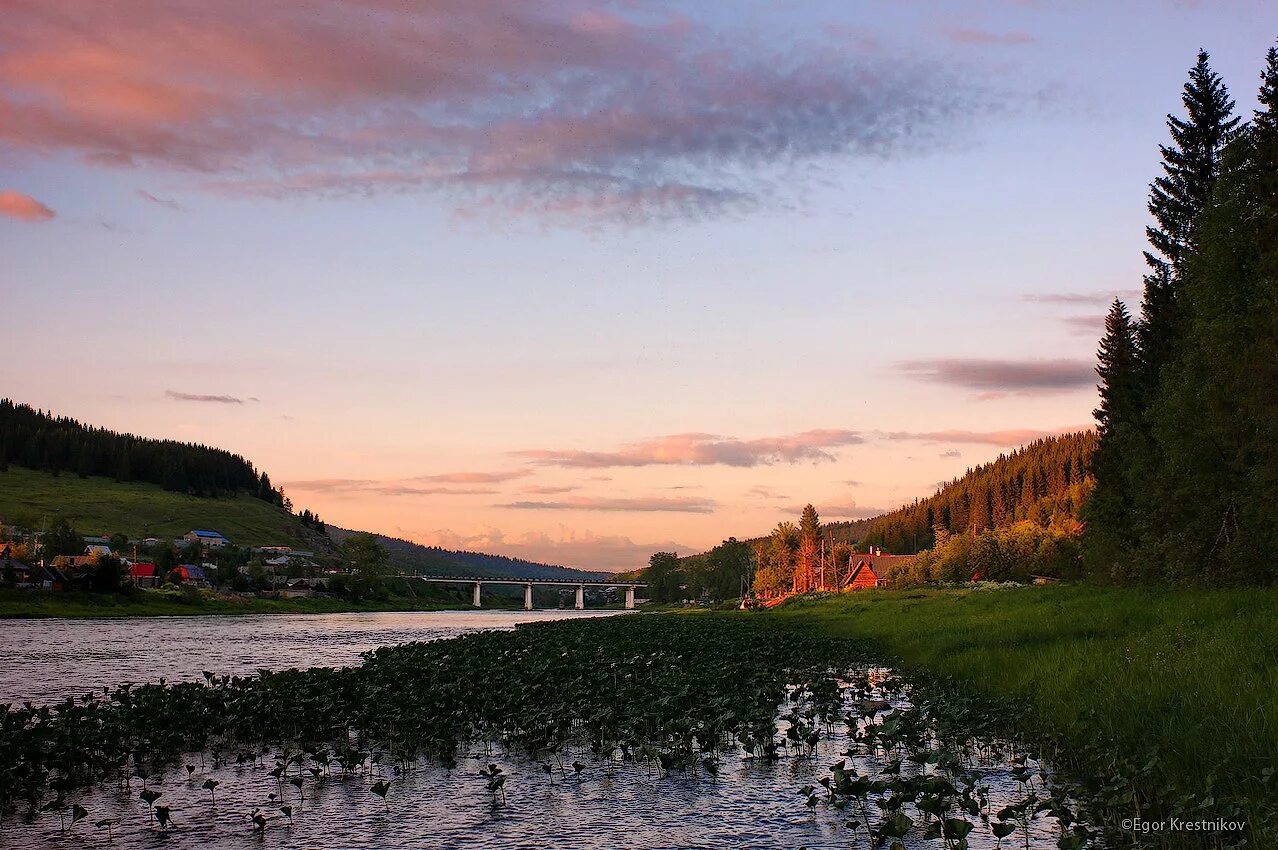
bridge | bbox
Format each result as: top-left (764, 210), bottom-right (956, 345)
top-left (401, 574), bottom-right (647, 610)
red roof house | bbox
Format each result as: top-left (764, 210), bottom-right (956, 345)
top-left (844, 553), bottom-right (915, 591)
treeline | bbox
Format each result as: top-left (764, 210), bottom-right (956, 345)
top-left (0, 399), bottom-right (284, 503)
top-left (862, 432), bottom-right (1097, 555)
top-left (1088, 48), bottom-right (1278, 585)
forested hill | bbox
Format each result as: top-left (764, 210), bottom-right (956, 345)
top-left (0, 399), bottom-right (284, 504)
top-left (327, 527), bottom-right (608, 581)
top-left (862, 431), bottom-right (1097, 554)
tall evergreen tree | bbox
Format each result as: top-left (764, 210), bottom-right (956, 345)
top-left (1139, 50), bottom-right (1240, 379)
top-left (1083, 300), bottom-right (1141, 578)
top-left (797, 504), bottom-right (821, 592)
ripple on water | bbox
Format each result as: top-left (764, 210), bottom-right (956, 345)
top-left (0, 663), bottom-right (1077, 850)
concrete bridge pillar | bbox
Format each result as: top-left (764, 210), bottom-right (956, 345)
top-left (574, 584), bottom-right (585, 610)
top-left (472, 582), bottom-right (482, 608)
top-left (523, 583), bottom-right (533, 610)
top-left (625, 586), bottom-right (636, 610)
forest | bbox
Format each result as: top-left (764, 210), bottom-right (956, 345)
top-left (1087, 48), bottom-right (1278, 586)
top-left (0, 399), bottom-right (286, 504)
top-left (860, 431), bottom-right (1096, 555)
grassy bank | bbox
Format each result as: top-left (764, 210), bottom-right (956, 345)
top-left (759, 585), bottom-right (1277, 845)
top-left (0, 588), bottom-right (522, 618)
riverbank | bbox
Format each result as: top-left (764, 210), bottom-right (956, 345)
top-left (758, 585), bottom-right (1278, 847)
top-left (0, 588), bottom-right (525, 618)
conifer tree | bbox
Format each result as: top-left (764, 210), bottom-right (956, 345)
top-left (1083, 300), bottom-right (1140, 577)
top-left (797, 504), bottom-right (821, 592)
top-left (1139, 50), bottom-right (1240, 379)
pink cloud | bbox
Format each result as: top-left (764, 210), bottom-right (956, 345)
top-left (0, 1), bottom-right (1007, 223)
top-left (283, 478), bottom-right (497, 497)
top-left (0, 189), bottom-right (54, 221)
top-left (521, 485), bottom-right (580, 495)
top-left (412, 469), bottom-right (533, 484)
top-left (498, 496), bottom-right (716, 514)
top-left (881, 428), bottom-right (1080, 447)
top-left (943, 27), bottom-right (1036, 46)
top-left (516, 429), bottom-right (863, 468)
top-left (895, 358), bottom-right (1095, 395)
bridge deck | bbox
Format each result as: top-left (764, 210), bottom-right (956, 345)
top-left (401, 574), bottom-right (645, 587)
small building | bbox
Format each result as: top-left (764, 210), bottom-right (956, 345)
top-left (184, 529), bottom-right (230, 548)
top-left (86, 543), bottom-right (114, 558)
top-left (129, 562), bottom-right (162, 588)
top-left (170, 564), bottom-right (212, 587)
top-left (844, 553), bottom-right (915, 591)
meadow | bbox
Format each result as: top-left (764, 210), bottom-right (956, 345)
top-left (0, 466), bottom-right (310, 547)
top-left (764, 586), bottom-right (1278, 846)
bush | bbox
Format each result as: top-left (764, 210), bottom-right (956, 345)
top-left (885, 522), bottom-right (1082, 588)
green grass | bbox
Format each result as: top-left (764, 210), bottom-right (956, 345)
top-left (757, 586), bottom-right (1278, 845)
top-left (0, 466), bottom-right (313, 547)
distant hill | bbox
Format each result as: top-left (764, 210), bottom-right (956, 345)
top-left (677, 431), bottom-right (1096, 564)
top-left (327, 527), bottom-right (607, 581)
top-left (0, 399), bottom-right (284, 502)
top-left (0, 465), bottom-right (328, 550)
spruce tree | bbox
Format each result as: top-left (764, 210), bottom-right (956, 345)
top-left (1083, 300), bottom-right (1140, 578)
top-left (1139, 50), bottom-right (1240, 379)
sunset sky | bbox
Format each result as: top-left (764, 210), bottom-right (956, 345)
top-left (2, 1), bottom-right (1275, 569)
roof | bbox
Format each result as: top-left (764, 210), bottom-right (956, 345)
top-left (130, 563), bottom-right (158, 578)
top-left (188, 529), bottom-right (228, 539)
top-left (174, 564), bottom-right (209, 580)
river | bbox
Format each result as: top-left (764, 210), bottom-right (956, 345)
top-left (0, 611), bottom-right (1076, 849)
top-left (0, 609), bottom-right (622, 706)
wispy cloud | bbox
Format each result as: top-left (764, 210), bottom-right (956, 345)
top-left (0, 1), bottom-right (1012, 224)
top-left (516, 429), bottom-right (863, 469)
top-left (943, 26), bottom-right (1035, 46)
top-left (799, 502), bottom-right (886, 520)
top-left (939, 450), bottom-right (962, 458)
top-left (497, 496), bottom-right (716, 514)
top-left (895, 358), bottom-right (1095, 395)
top-left (881, 427), bottom-right (1076, 447)
top-left (412, 469), bottom-right (533, 484)
top-left (164, 390), bottom-right (247, 404)
top-left (136, 189), bottom-right (188, 212)
top-left (1022, 290), bottom-right (1139, 306)
top-left (520, 485), bottom-right (580, 495)
top-left (0, 189), bottom-right (54, 221)
top-left (283, 478), bottom-right (497, 497)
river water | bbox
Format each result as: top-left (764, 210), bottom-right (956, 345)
top-left (0, 612), bottom-right (1076, 849)
top-left (0, 610), bottom-right (622, 706)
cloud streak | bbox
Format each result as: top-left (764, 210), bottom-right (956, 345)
top-left (412, 469), bottom-right (532, 484)
top-left (283, 478), bottom-right (497, 497)
top-left (164, 390), bottom-right (247, 404)
top-left (943, 27), bottom-right (1035, 46)
top-left (0, 1), bottom-right (1011, 224)
top-left (895, 358), bottom-right (1095, 394)
top-left (881, 428), bottom-right (1077, 447)
top-left (516, 429), bottom-right (863, 469)
top-left (497, 496), bottom-right (716, 514)
top-left (0, 189), bottom-right (54, 221)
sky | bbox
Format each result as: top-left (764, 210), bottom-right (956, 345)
top-left (2, 1), bottom-right (1275, 570)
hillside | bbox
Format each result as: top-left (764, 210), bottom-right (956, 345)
top-left (862, 431), bottom-right (1096, 553)
top-left (0, 465), bottom-right (326, 549)
top-left (327, 527), bottom-right (607, 581)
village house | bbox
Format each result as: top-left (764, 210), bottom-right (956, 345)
top-left (2, 547), bottom-right (66, 591)
top-left (184, 529), bottom-right (230, 548)
top-left (129, 562), bottom-right (162, 588)
top-left (844, 550), bottom-right (915, 591)
top-left (169, 564), bottom-right (212, 587)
